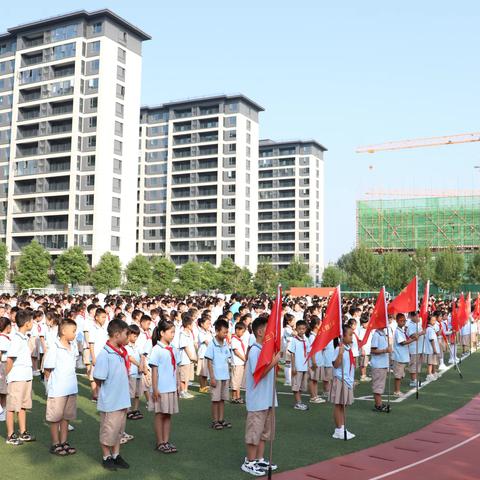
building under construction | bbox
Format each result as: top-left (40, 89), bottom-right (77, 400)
top-left (356, 194), bottom-right (480, 254)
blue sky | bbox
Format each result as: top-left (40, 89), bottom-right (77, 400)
top-left (2, 1), bottom-right (479, 263)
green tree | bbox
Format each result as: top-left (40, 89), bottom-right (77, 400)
top-left (217, 257), bottom-right (242, 293)
top-left (0, 242), bottom-right (8, 284)
top-left (433, 248), bottom-right (465, 292)
top-left (321, 265), bottom-right (347, 287)
top-left (413, 247), bottom-right (434, 283)
top-left (199, 262), bottom-right (220, 291)
top-left (124, 254), bottom-right (152, 293)
top-left (14, 240), bottom-right (51, 291)
top-left (380, 252), bottom-right (415, 292)
top-left (278, 257), bottom-right (313, 290)
top-left (467, 252), bottom-right (480, 284)
top-left (253, 261), bottom-right (278, 295)
top-left (91, 252), bottom-right (121, 293)
top-left (148, 256), bottom-right (176, 295)
top-left (342, 246), bottom-right (382, 290)
top-left (176, 261), bottom-right (203, 293)
top-left (54, 246), bottom-right (90, 288)
top-left (236, 267), bottom-right (256, 297)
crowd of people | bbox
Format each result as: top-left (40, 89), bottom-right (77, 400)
top-left (0, 291), bottom-right (477, 476)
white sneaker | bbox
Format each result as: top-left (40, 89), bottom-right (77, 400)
top-left (409, 381), bottom-right (417, 388)
top-left (68, 423), bottom-right (75, 431)
top-left (32, 370), bottom-right (41, 377)
top-left (255, 458), bottom-right (278, 471)
top-left (433, 373), bottom-right (440, 380)
top-left (294, 402), bottom-right (308, 411)
top-left (309, 396), bottom-right (326, 404)
top-left (180, 391), bottom-right (193, 399)
top-left (393, 392), bottom-right (404, 398)
top-left (426, 374), bottom-right (436, 382)
top-left (241, 459), bottom-right (266, 476)
top-left (360, 376), bottom-right (372, 382)
top-left (438, 363), bottom-right (447, 371)
top-left (332, 428), bottom-right (355, 440)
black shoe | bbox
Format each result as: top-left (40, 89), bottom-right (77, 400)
top-left (6, 433), bottom-right (23, 446)
top-left (102, 456), bottom-right (117, 470)
top-left (18, 431), bottom-right (36, 442)
top-left (113, 455), bottom-right (129, 469)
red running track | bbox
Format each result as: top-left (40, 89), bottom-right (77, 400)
top-left (274, 395), bottom-right (480, 480)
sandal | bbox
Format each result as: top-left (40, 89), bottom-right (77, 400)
top-left (132, 410), bottom-right (144, 420)
top-left (50, 443), bottom-right (68, 456)
top-left (61, 442), bottom-right (77, 455)
top-left (127, 411), bottom-right (136, 420)
top-left (166, 442), bottom-right (178, 453)
top-left (155, 442), bottom-right (174, 454)
top-left (219, 420), bottom-right (232, 429)
top-left (211, 421), bottom-right (223, 430)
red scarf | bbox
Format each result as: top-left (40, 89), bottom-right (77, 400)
top-left (347, 346), bottom-right (356, 373)
top-left (144, 329), bottom-right (152, 340)
top-left (232, 334), bottom-right (246, 355)
top-left (298, 337), bottom-right (307, 358)
top-left (106, 341), bottom-right (130, 373)
top-left (163, 344), bottom-right (176, 372)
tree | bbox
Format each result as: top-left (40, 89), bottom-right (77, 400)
top-left (278, 257), bottom-right (313, 290)
top-left (199, 262), bottom-right (220, 292)
top-left (413, 247), bottom-right (434, 283)
top-left (433, 248), bottom-right (465, 292)
top-left (321, 265), bottom-right (347, 287)
top-left (467, 252), bottom-right (480, 284)
top-left (0, 242), bottom-right (8, 284)
top-left (14, 240), bottom-right (51, 291)
top-left (176, 261), bottom-right (203, 294)
top-left (124, 254), bottom-right (152, 293)
top-left (380, 252), bottom-right (415, 292)
top-left (148, 256), bottom-right (176, 295)
top-left (341, 246), bottom-right (382, 290)
top-left (253, 261), bottom-right (278, 295)
top-left (54, 246), bottom-right (90, 288)
top-left (236, 267), bottom-right (256, 297)
top-left (91, 252), bottom-right (121, 293)
top-left (217, 257), bottom-right (242, 293)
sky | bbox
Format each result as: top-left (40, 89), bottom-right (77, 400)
top-left (2, 1), bottom-right (479, 264)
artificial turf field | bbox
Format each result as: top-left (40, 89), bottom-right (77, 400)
top-left (1, 352), bottom-right (479, 480)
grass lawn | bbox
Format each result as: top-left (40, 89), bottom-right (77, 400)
top-left (1, 352), bottom-right (479, 480)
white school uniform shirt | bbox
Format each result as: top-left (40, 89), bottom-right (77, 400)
top-left (44, 325), bottom-right (59, 351)
top-left (282, 325), bottom-right (294, 353)
top-left (137, 329), bottom-right (153, 357)
top-left (0, 333), bottom-right (11, 362)
top-left (407, 321), bottom-right (424, 354)
top-left (148, 342), bottom-right (177, 393)
top-left (74, 314), bottom-right (85, 344)
top-left (332, 345), bottom-right (354, 389)
top-left (197, 328), bottom-right (212, 359)
top-left (288, 336), bottom-right (309, 372)
top-left (231, 334), bottom-right (246, 366)
top-left (178, 330), bottom-right (196, 366)
top-left (125, 343), bottom-right (142, 379)
top-left (461, 321), bottom-right (472, 336)
top-left (172, 321), bottom-right (183, 349)
top-left (6, 331), bottom-right (33, 382)
top-left (89, 322), bottom-right (109, 358)
top-left (424, 325), bottom-right (440, 355)
top-left (351, 331), bottom-right (360, 357)
top-left (370, 330), bottom-right (389, 369)
top-left (393, 327), bottom-right (410, 363)
top-left (43, 338), bottom-right (78, 397)
top-left (308, 333), bottom-right (323, 367)
top-left (204, 337), bottom-right (231, 380)
top-left (357, 326), bottom-right (372, 355)
top-left (322, 340), bottom-right (335, 368)
top-left (37, 321), bottom-right (47, 354)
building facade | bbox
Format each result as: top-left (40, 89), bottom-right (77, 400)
top-left (0, 10), bottom-right (150, 266)
top-left (258, 140), bottom-right (325, 283)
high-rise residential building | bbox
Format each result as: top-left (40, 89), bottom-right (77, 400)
top-left (257, 140), bottom-right (326, 283)
top-left (0, 10), bottom-right (150, 266)
top-left (138, 95), bottom-right (263, 271)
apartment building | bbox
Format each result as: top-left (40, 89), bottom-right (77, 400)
top-left (138, 95), bottom-right (263, 272)
top-left (0, 10), bottom-right (150, 265)
top-left (257, 140), bottom-right (326, 283)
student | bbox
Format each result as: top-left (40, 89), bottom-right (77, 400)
top-left (288, 319), bottom-right (309, 411)
top-left (358, 317), bottom-right (372, 382)
top-left (125, 324), bottom-right (144, 421)
top-left (330, 325), bottom-right (355, 440)
top-left (231, 321), bottom-right (247, 404)
top-left (5, 310), bottom-right (35, 446)
top-left (88, 308), bottom-right (109, 400)
top-left (407, 312), bottom-right (424, 387)
top-left (425, 313), bottom-right (440, 382)
top-left (0, 317), bottom-right (12, 421)
top-left (205, 318), bottom-right (232, 430)
top-left (43, 319), bottom-right (78, 456)
top-left (149, 321), bottom-right (179, 454)
top-left (93, 319), bottom-right (131, 470)
top-left (31, 310), bottom-right (44, 376)
top-left (321, 339), bottom-right (335, 398)
top-left (241, 316), bottom-right (279, 477)
top-left (370, 327), bottom-right (391, 413)
top-left (197, 316), bottom-right (212, 394)
top-left (282, 313), bottom-right (295, 387)
top-left (308, 316), bottom-right (325, 404)
top-left (178, 315), bottom-right (197, 399)
top-left (392, 313), bottom-right (417, 396)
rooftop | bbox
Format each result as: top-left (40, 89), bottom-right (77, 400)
top-left (260, 138), bottom-right (328, 152)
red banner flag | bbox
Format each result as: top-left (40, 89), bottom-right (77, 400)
top-left (359, 286), bottom-right (388, 348)
top-left (387, 276), bottom-right (418, 315)
top-left (419, 280), bottom-right (430, 330)
top-left (457, 293), bottom-right (469, 331)
top-left (451, 300), bottom-right (459, 332)
top-left (253, 285), bottom-right (282, 385)
top-left (474, 293), bottom-right (480, 321)
top-left (306, 286), bottom-right (342, 362)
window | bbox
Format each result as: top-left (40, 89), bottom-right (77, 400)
top-left (85, 194), bottom-right (94, 206)
top-left (228, 102), bottom-right (239, 112)
top-left (52, 24), bottom-right (78, 41)
top-left (117, 48), bottom-right (126, 63)
top-left (111, 236), bottom-right (120, 250)
top-left (86, 175), bottom-right (95, 186)
top-left (115, 102), bottom-right (124, 118)
top-left (89, 97), bottom-right (98, 109)
top-left (88, 59), bottom-right (100, 73)
top-left (85, 155), bottom-right (95, 167)
top-left (115, 121), bottom-right (123, 136)
top-left (113, 177), bottom-right (121, 191)
top-left (247, 119), bottom-right (251, 131)
top-left (227, 157), bottom-right (236, 166)
top-left (111, 216), bottom-right (120, 230)
top-left (116, 84), bottom-right (125, 99)
top-left (89, 41), bottom-right (100, 54)
top-left (117, 66), bottom-right (125, 81)
top-left (227, 212), bottom-right (235, 221)
top-left (113, 158), bottom-right (122, 173)
top-left (88, 116), bottom-right (97, 128)
top-left (227, 226), bottom-right (235, 235)
top-left (87, 136), bottom-right (96, 148)
top-left (112, 197), bottom-right (121, 211)
top-left (92, 22), bottom-right (102, 34)
top-left (114, 140), bottom-right (123, 154)
top-left (87, 78), bottom-right (98, 90)
top-left (225, 116), bottom-right (236, 127)
top-left (84, 214), bottom-right (93, 226)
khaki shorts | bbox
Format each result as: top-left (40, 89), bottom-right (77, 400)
top-left (0, 362), bottom-right (7, 394)
top-left (328, 377), bottom-right (353, 405)
top-left (309, 366), bottom-right (321, 382)
top-left (179, 364), bottom-right (195, 383)
top-left (231, 365), bottom-right (245, 390)
top-left (99, 409), bottom-right (127, 447)
top-left (427, 353), bottom-right (439, 365)
top-left (409, 353), bottom-right (423, 373)
top-left (291, 371), bottom-right (308, 392)
top-left (359, 355), bottom-right (369, 368)
top-left (461, 335), bottom-right (471, 346)
top-left (393, 361), bottom-right (407, 379)
top-left (245, 409), bottom-right (275, 446)
top-left (321, 366), bottom-right (333, 382)
top-left (151, 391), bottom-right (179, 415)
top-left (371, 368), bottom-right (387, 394)
top-left (6, 380), bottom-right (33, 412)
top-left (46, 395), bottom-right (77, 422)
top-left (129, 377), bottom-right (143, 398)
top-left (197, 358), bottom-right (209, 377)
top-left (210, 379), bottom-right (229, 402)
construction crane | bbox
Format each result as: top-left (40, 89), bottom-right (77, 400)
top-left (356, 131), bottom-right (480, 154)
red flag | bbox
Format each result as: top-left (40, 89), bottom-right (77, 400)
top-left (387, 276), bottom-right (418, 315)
top-left (474, 293), bottom-right (480, 321)
top-left (359, 287), bottom-right (388, 348)
top-left (457, 293), bottom-right (469, 330)
top-left (306, 286), bottom-right (342, 362)
top-left (253, 285), bottom-right (282, 385)
top-left (419, 280), bottom-right (430, 330)
top-left (451, 300), bottom-right (459, 332)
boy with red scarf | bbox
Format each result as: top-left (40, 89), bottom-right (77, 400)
top-left (94, 319), bottom-right (131, 470)
top-left (230, 322), bottom-right (247, 404)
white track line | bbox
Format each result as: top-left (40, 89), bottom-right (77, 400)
top-left (367, 432), bottom-right (480, 480)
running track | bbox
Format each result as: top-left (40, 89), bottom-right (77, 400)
top-left (275, 395), bottom-right (480, 480)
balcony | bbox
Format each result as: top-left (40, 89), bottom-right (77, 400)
top-left (51, 101), bottom-right (73, 116)
top-left (198, 120), bottom-right (218, 129)
top-left (22, 54), bottom-right (43, 67)
top-left (50, 121), bottom-right (72, 135)
top-left (18, 109), bottom-right (40, 121)
top-left (198, 133), bottom-right (218, 143)
top-left (17, 127), bottom-right (39, 139)
top-left (49, 140), bottom-right (71, 153)
top-left (21, 90), bottom-right (41, 103)
top-left (46, 179), bottom-right (69, 192)
top-left (17, 144), bottom-right (39, 158)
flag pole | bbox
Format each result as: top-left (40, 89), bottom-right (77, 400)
top-left (415, 276), bottom-right (420, 400)
top-left (336, 286), bottom-right (348, 441)
top-left (448, 340), bottom-right (463, 379)
top-left (384, 288), bottom-right (391, 413)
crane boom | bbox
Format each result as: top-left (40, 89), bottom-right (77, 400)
top-left (356, 131), bottom-right (480, 154)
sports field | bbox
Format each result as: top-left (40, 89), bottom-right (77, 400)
top-left (1, 353), bottom-right (479, 480)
